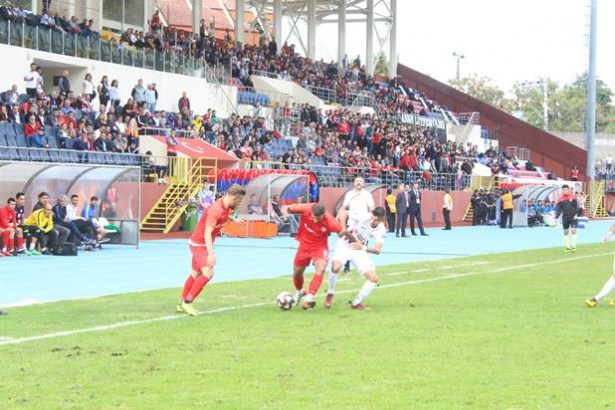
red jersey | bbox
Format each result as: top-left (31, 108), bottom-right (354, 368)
top-left (0, 206), bottom-right (17, 229)
top-left (189, 198), bottom-right (231, 247)
top-left (291, 204), bottom-right (342, 250)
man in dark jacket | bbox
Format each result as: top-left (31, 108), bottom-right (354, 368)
top-left (395, 184), bottom-right (410, 237)
top-left (409, 182), bottom-right (428, 236)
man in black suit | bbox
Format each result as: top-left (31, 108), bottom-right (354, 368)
top-left (395, 184), bottom-right (410, 237)
top-left (409, 183), bottom-right (428, 236)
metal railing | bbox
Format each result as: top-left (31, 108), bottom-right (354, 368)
top-left (0, 17), bottom-right (227, 81)
top-left (240, 160), bottom-right (474, 190)
top-left (140, 127), bottom-right (194, 138)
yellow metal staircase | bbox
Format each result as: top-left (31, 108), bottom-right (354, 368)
top-left (588, 180), bottom-right (609, 218)
top-left (463, 176), bottom-right (496, 222)
top-left (141, 157), bottom-right (217, 233)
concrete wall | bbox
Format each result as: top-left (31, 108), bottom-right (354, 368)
top-left (251, 76), bottom-right (323, 108)
top-left (2, 43), bottom-right (237, 117)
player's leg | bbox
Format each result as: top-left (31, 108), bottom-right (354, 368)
top-left (563, 224), bottom-right (570, 251)
top-left (292, 265), bottom-right (308, 306)
top-left (351, 253), bottom-right (378, 310)
top-left (302, 257), bottom-right (328, 310)
top-left (1, 228), bottom-right (15, 256)
top-left (586, 272), bottom-right (615, 307)
top-left (570, 225), bottom-right (578, 251)
top-left (327, 246), bottom-right (347, 308)
top-left (179, 246), bottom-right (211, 315)
top-left (15, 227), bottom-right (25, 255)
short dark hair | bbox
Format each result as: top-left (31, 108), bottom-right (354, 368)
top-left (90, 196), bottom-right (99, 201)
top-left (312, 203), bottom-right (326, 217)
top-left (372, 206), bottom-right (385, 219)
top-left (226, 184), bottom-right (246, 197)
top-left (386, 188), bottom-right (392, 195)
top-left (7, 197), bottom-right (16, 204)
top-left (562, 184), bottom-right (569, 189)
top-left (71, 194), bottom-right (79, 200)
top-left (38, 192), bottom-right (49, 199)
top-left (15, 192), bottom-right (25, 199)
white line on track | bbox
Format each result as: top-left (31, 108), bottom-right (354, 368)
top-left (0, 252), bottom-right (609, 347)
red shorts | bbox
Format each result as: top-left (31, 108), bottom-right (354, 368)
top-left (190, 245), bottom-right (213, 274)
top-left (293, 246), bottom-right (329, 267)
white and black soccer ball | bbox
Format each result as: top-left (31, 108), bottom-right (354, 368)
top-left (276, 291), bottom-right (295, 310)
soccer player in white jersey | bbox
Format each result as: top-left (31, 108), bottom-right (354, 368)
top-left (586, 223), bottom-right (615, 307)
top-left (326, 207), bottom-right (387, 311)
top-left (339, 176), bottom-right (374, 275)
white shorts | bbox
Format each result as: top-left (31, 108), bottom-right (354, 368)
top-left (332, 243), bottom-right (375, 275)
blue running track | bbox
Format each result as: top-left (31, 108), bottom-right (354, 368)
top-left (1, 221), bottom-right (613, 307)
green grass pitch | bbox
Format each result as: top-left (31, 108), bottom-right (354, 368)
top-left (1, 244), bottom-right (615, 408)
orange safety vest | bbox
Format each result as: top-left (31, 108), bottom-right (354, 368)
top-left (501, 193), bottom-right (513, 210)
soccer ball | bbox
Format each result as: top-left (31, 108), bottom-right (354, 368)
top-left (276, 291), bottom-right (295, 310)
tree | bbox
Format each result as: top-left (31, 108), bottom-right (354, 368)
top-left (512, 73), bottom-right (614, 133)
top-left (373, 52), bottom-right (388, 78)
top-left (449, 74), bottom-right (514, 111)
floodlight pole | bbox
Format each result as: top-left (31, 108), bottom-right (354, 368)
top-left (586, 0), bottom-right (597, 180)
top-left (453, 52), bottom-right (465, 80)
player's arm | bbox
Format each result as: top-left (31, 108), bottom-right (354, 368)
top-left (603, 223), bottom-right (615, 244)
top-left (337, 207), bottom-right (348, 227)
top-left (366, 239), bottom-right (383, 255)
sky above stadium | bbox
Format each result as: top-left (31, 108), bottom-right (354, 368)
top-left (312, 0), bottom-right (614, 94)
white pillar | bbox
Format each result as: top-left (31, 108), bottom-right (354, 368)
top-left (192, 0), bottom-right (202, 35)
top-left (366, 0), bottom-right (374, 76)
top-left (307, 0), bottom-right (316, 60)
top-left (236, 0), bottom-right (245, 44)
top-left (274, 0), bottom-right (283, 48)
top-left (388, 0), bottom-right (397, 78)
top-left (338, 0), bottom-right (346, 71)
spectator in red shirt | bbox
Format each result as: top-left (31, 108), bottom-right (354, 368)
top-left (24, 115), bottom-right (49, 148)
top-left (0, 198), bottom-right (25, 256)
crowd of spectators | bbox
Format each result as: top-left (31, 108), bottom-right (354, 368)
top-left (0, 2), bottom-right (99, 38)
top-left (0, 191), bottom-right (111, 257)
top-left (0, 6), bottom-right (529, 186)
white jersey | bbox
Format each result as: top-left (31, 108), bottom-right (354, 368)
top-left (333, 220), bottom-right (386, 274)
top-left (342, 189), bottom-right (374, 224)
top-left (341, 219), bottom-right (386, 249)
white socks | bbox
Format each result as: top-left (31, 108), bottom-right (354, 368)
top-left (595, 276), bottom-right (615, 301)
top-left (571, 234), bottom-right (578, 248)
top-left (328, 273), bottom-right (338, 294)
top-left (352, 281), bottom-right (377, 306)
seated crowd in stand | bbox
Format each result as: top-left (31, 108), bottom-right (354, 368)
top-left (0, 192), bottom-right (110, 257)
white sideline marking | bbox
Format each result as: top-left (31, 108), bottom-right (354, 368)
top-left (0, 337), bottom-right (13, 342)
top-left (387, 261), bottom-right (492, 276)
top-left (384, 261), bottom-right (493, 276)
top-left (0, 252), bottom-right (609, 347)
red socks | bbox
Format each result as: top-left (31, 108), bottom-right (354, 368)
top-left (294, 276), bottom-right (304, 291)
top-left (16, 236), bottom-right (23, 250)
top-left (185, 275), bottom-right (210, 303)
top-left (181, 275), bottom-right (195, 300)
top-left (308, 274), bottom-right (324, 295)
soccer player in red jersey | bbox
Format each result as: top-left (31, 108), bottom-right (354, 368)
top-left (177, 184), bottom-right (246, 316)
top-left (282, 202), bottom-right (345, 310)
top-left (0, 198), bottom-right (25, 256)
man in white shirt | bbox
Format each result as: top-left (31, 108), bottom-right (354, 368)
top-left (24, 63), bottom-right (40, 98)
top-left (339, 176), bottom-right (375, 274)
top-left (68, 194), bottom-right (108, 246)
top-left (606, 154), bottom-right (613, 175)
top-left (326, 207), bottom-right (387, 310)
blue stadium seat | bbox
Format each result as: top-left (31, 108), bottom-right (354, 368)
top-left (15, 134), bottom-right (29, 147)
top-left (5, 123), bottom-right (16, 138)
top-left (47, 148), bottom-right (62, 163)
top-left (14, 123), bottom-right (24, 137)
